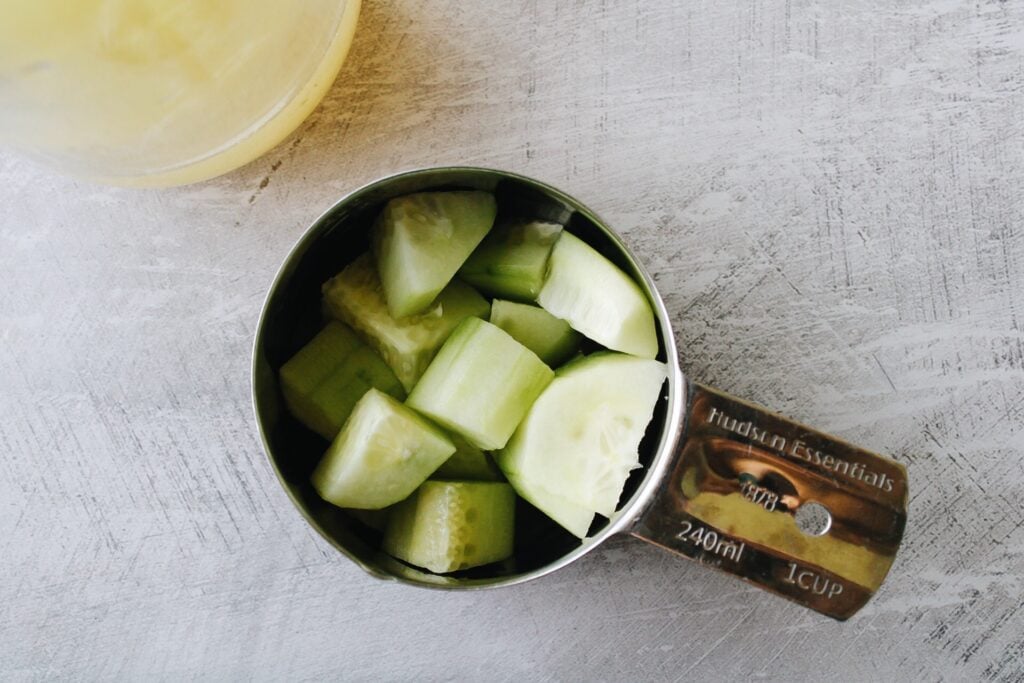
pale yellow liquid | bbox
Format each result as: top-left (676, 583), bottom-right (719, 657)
top-left (0, 0), bottom-right (359, 186)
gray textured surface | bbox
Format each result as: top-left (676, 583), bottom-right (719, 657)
top-left (2, 0), bottom-right (1023, 680)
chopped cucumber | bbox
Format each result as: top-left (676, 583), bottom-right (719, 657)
top-left (322, 254), bottom-right (490, 391)
top-left (306, 345), bottom-right (406, 434)
top-left (537, 232), bottom-right (658, 359)
top-left (383, 480), bottom-right (515, 573)
top-left (279, 322), bottom-right (404, 440)
top-left (496, 353), bottom-right (667, 518)
top-left (311, 389), bottom-right (455, 509)
top-left (459, 220), bottom-right (562, 301)
top-left (433, 434), bottom-right (504, 481)
top-left (374, 191), bottom-right (497, 317)
top-left (489, 299), bottom-right (582, 367)
top-left (306, 199), bottom-right (669, 556)
top-left (504, 470), bottom-right (594, 538)
top-left (407, 318), bottom-right (554, 450)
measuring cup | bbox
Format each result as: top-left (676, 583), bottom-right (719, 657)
top-left (252, 167), bottom-right (908, 620)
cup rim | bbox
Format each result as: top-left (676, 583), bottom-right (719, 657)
top-left (251, 165), bottom-right (687, 588)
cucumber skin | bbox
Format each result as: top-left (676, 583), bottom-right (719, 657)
top-left (382, 480), bottom-right (515, 573)
top-left (459, 220), bottom-right (562, 302)
top-left (497, 352), bottom-right (667, 518)
top-left (322, 254), bottom-right (490, 392)
top-left (407, 317), bottom-right (555, 451)
top-left (311, 389), bottom-right (456, 510)
top-left (279, 322), bottom-right (403, 440)
top-left (489, 299), bottom-right (582, 367)
top-left (374, 192), bottom-right (497, 318)
top-left (537, 232), bottom-right (659, 359)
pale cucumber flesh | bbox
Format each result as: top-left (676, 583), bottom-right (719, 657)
top-left (407, 317), bottom-right (554, 450)
top-left (280, 321), bottom-right (403, 440)
top-left (458, 220), bottom-right (562, 302)
top-left (504, 470), bottom-right (594, 538)
top-left (537, 232), bottom-right (659, 359)
top-left (383, 480), bottom-right (515, 573)
top-left (374, 191), bottom-right (497, 318)
top-left (311, 389), bottom-right (455, 509)
top-left (489, 299), bottom-right (581, 367)
top-left (432, 433), bottom-right (504, 481)
top-left (322, 253), bottom-right (490, 391)
top-left (305, 346), bottom-right (405, 437)
top-left (497, 352), bottom-right (667, 520)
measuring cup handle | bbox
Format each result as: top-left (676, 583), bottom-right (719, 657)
top-left (629, 380), bottom-right (908, 620)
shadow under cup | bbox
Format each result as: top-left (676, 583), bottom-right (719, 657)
top-left (252, 167), bottom-right (684, 587)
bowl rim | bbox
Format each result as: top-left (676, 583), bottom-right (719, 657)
top-left (251, 165), bottom-right (687, 589)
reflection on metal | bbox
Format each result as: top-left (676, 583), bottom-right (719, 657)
top-left (630, 382), bottom-right (908, 620)
top-left (795, 501), bottom-right (833, 537)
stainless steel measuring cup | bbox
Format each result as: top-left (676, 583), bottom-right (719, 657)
top-left (252, 167), bottom-right (908, 620)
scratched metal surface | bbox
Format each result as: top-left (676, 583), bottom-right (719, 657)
top-left (2, 1), bottom-right (1022, 680)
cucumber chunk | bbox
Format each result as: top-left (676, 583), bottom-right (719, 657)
top-left (279, 322), bottom-right (404, 440)
top-left (383, 480), bottom-right (515, 573)
top-left (458, 220), bottom-right (562, 301)
top-left (504, 470), bottom-right (594, 538)
top-left (322, 254), bottom-right (490, 391)
top-left (496, 353), bottom-right (667, 518)
top-left (311, 389), bottom-right (456, 509)
top-left (537, 232), bottom-right (658, 359)
top-left (489, 299), bottom-right (582, 367)
top-left (374, 191), bottom-right (497, 318)
top-left (407, 318), bottom-right (554, 450)
top-left (432, 434), bottom-right (504, 481)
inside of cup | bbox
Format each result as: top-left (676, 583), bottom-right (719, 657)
top-left (253, 168), bottom-right (679, 586)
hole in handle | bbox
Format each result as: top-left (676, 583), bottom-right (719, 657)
top-left (795, 501), bottom-right (832, 536)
